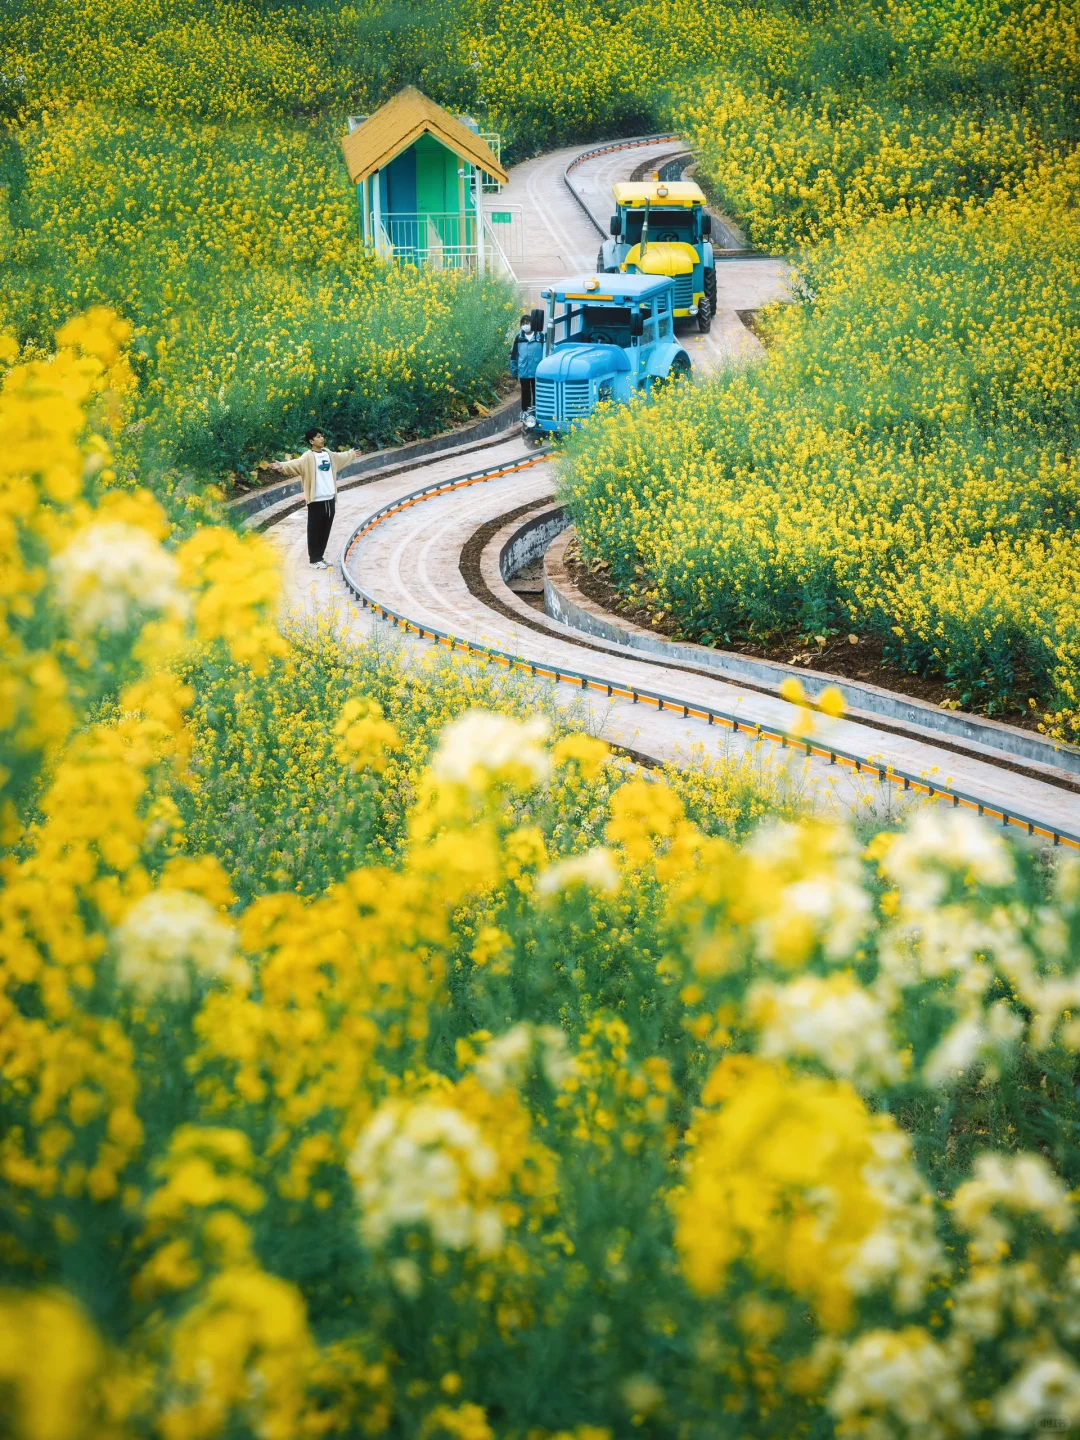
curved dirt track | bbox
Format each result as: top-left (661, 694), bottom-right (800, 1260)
top-left (269, 138), bottom-right (1080, 842)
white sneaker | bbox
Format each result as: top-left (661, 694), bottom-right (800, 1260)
top-left (310, 558), bottom-right (330, 570)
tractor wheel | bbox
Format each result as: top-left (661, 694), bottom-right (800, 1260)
top-left (704, 266), bottom-right (717, 315)
top-left (650, 353), bottom-right (691, 396)
top-left (697, 292), bottom-right (713, 333)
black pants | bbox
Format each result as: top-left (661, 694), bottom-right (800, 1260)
top-left (520, 377), bottom-right (535, 409)
top-left (307, 498), bottom-right (336, 562)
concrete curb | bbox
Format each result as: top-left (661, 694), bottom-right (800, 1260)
top-left (335, 454), bottom-right (1080, 842)
top-left (563, 134), bottom-right (682, 240)
top-left (541, 525), bottom-right (1080, 782)
top-left (226, 394), bottom-right (522, 525)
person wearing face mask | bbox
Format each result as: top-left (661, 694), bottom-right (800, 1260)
top-left (510, 313), bottom-right (543, 412)
top-left (270, 427), bottom-right (361, 570)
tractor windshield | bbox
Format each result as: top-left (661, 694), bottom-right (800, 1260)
top-left (579, 305), bottom-right (631, 344)
top-left (622, 208), bottom-right (694, 243)
top-left (552, 302), bottom-right (654, 347)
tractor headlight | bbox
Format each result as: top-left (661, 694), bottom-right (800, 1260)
top-left (522, 407), bottom-right (538, 429)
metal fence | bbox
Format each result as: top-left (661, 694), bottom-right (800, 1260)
top-left (374, 207), bottom-right (522, 279)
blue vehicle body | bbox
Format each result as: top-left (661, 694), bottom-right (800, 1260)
top-left (522, 273), bottom-right (691, 440)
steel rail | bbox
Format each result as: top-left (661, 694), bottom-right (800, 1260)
top-left (338, 453), bottom-right (1080, 851)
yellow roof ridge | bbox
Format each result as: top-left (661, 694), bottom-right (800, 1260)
top-left (341, 86), bottom-right (508, 187)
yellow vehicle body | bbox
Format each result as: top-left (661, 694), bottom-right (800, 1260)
top-left (620, 241), bottom-right (703, 319)
top-left (611, 180), bottom-right (707, 209)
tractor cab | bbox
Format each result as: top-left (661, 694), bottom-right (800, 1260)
top-left (522, 273), bottom-right (691, 440)
top-left (598, 181), bottom-right (716, 333)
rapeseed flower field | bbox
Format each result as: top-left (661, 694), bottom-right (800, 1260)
top-left (6, 1), bottom-right (1080, 1435)
top-left (561, 146), bottom-right (1080, 733)
top-left (8, 311), bottom-right (1080, 1439)
top-left (4, 0), bottom-right (1072, 481)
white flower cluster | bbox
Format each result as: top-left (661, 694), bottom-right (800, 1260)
top-left (952, 1152), bottom-right (1074, 1259)
top-left (431, 709), bottom-right (550, 790)
top-left (921, 1000), bottom-right (1023, 1088)
top-left (743, 820), bottom-right (873, 963)
top-left (53, 521), bottom-right (188, 634)
top-left (472, 1023), bottom-right (574, 1094)
top-left (536, 846), bottom-right (620, 897)
top-left (882, 809), bottom-right (1015, 909)
top-left (115, 889), bottom-right (241, 1000)
top-left (844, 1127), bottom-right (944, 1313)
top-left (349, 1101), bottom-right (504, 1255)
top-left (747, 973), bottom-right (904, 1086)
top-left (995, 1354), bottom-right (1080, 1434)
top-left (951, 1258), bottom-right (1048, 1342)
top-left (872, 811), bottom-right (1054, 1082)
top-left (827, 1327), bottom-right (973, 1439)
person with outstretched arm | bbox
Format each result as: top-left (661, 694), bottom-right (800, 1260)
top-left (270, 428), bottom-right (361, 570)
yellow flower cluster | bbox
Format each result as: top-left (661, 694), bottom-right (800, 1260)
top-left (3, 0), bottom-right (365, 122)
top-left (2, 86), bottom-right (513, 479)
top-left (7, 320), bottom-right (1080, 1437)
top-left (683, 78), bottom-right (1037, 252)
top-left (678, 0), bottom-right (1079, 251)
top-left (560, 151), bottom-right (1080, 729)
top-left (0, 313), bottom-right (287, 1212)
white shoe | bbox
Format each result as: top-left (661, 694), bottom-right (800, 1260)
top-left (310, 558), bottom-right (330, 570)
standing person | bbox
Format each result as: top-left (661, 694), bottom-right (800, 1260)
top-left (270, 428), bottom-right (361, 570)
top-left (510, 314), bottom-right (542, 411)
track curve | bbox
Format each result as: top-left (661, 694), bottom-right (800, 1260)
top-left (268, 137), bottom-right (1080, 845)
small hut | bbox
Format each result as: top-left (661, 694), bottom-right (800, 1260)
top-left (341, 87), bottom-right (509, 275)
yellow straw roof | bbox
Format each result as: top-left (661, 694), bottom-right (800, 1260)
top-left (341, 86), bottom-right (508, 186)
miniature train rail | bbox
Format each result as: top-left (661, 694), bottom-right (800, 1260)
top-left (339, 450), bottom-right (1080, 851)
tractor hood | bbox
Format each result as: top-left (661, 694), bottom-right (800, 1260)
top-left (537, 344), bottom-right (631, 381)
top-left (621, 241), bottom-right (697, 276)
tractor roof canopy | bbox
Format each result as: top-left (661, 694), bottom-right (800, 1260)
top-left (547, 273), bottom-right (675, 304)
top-left (612, 181), bottom-right (706, 209)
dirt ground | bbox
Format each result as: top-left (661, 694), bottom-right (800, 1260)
top-left (564, 539), bottom-right (1047, 735)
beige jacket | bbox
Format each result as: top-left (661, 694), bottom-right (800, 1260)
top-left (276, 448), bottom-right (356, 504)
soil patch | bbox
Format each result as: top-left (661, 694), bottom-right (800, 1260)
top-left (564, 536), bottom-right (1047, 735)
top-left (735, 309), bottom-right (770, 345)
top-left (457, 507), bottom-right (1077, 793)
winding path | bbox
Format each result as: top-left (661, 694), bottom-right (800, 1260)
top-left (268, 137), bottom-right (1080, 844)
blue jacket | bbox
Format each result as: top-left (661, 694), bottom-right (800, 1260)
top-left (510, 330), bottom-right (544, 380)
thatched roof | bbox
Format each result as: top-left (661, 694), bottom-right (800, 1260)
top-left (341, 87), bottom-right (508, 186)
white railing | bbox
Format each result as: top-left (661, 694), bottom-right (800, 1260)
top-left (479, 133), bottom-right (503, 191)
top-left (374, 207), bottom-right (522, 279)
top-left (381, 213), bottom-right (476, 269)
top-left (482, 218), bottom-right (517, 282)
top-left (483, 204), bottom-right (524, 261)
top-left (374, 219), bottom-right (395, 263)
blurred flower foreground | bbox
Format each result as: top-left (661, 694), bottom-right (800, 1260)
top-left (6, 315), bottom-right (1080, 1440)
